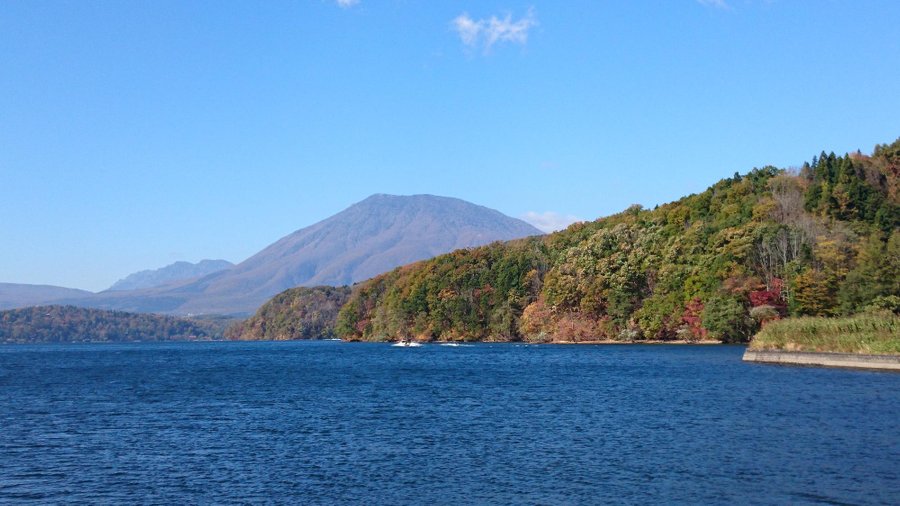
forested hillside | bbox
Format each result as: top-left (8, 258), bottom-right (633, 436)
top-left (226, 286), bottom-right (350, 340)
top-left (0, 305), bottom-right (225, 343)
top-left (334, 140), bottom-right (899, 343)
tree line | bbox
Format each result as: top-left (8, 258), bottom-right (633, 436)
top-left (0, 305), bottom-right (225, 343)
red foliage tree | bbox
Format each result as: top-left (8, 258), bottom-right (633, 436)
top-left (681, 298), bottom-right (708, 339)
top-left (749, 277), bottom-right (786, 313)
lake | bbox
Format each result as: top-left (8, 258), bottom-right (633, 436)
top-left (1, 342), bottom-right (898, 504)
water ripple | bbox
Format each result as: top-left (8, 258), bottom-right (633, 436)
top-left (0, 341), bottom-right (898, 504)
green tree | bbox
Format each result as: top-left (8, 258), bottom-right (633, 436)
top-left (701, 295), bottom-right (753, 343)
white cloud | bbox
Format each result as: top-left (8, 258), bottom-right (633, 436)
top-left (522, 211), bottom-right (583, 234)
top-left (697, 0), bottom-right (730, 9)
top-left (335, 0), bottom-right (359, 8)
top-left (451, 9), bottom-right (537, 52)
top-left (452, 13), bottom-right (483, 46)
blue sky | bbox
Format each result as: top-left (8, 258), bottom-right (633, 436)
top-left (2, 0), bottom-right (898, 291)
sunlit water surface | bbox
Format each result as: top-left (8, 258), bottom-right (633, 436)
top-left (1, 342), bottom-right (898, 504)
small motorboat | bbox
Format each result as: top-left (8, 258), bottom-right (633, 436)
top-left (392, 340), bottom-right (423, 347)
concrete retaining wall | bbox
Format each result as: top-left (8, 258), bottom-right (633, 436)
top-left (743, 349), bottom-right (900, 371)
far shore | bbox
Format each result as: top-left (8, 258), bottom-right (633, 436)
top-left (391, 338), bottom-right (725, 345)
top-left (547, 339), bottom-right (723, 345)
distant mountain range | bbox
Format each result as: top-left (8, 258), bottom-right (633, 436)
top-left (4, 194), bottom-right (542, 316)
top-left (108, 259), bottom-right (234, 291)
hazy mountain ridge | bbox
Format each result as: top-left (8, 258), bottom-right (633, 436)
top-left (108, 259), bottom-right (234, 291)
top-left (0, 283), bottom-right (93, 311)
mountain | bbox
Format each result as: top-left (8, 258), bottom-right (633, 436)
top-left (0, 283), bottom-right (93, 311)
top-left (53, 194), bottom-right (543, 316)
top-left (171, 194), bottom-right (542, 315)
top-left (108, 259), bottom-right (234, 291)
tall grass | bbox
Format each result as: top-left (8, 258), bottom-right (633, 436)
top-left (748, 311), bottom-right (900, 355)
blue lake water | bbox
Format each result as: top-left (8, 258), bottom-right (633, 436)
top-left (1, 341), bottom-right (898, 504)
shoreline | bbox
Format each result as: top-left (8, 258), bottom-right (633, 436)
top-left (743, 349), bottom-right (900, 371)
top-left (398, 338), bottom-right (725, 346)
top-left (3, 338), bottom-right (727, 346)
top-left (547, 339), bottom-right (722, 345)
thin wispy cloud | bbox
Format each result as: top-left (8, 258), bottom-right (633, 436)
top-left (522, 211), bottom-right (582, 234)
top-left (697, 0), bottom-right (730, 9)
top-left (335, 0), bottom-right (359, 9)
top-left (451, 9), bottom-right (537, 53)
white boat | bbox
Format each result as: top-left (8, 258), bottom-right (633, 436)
top-left (440, 343), bottom-right (461, 347)
top-left (392, 341), bottom-right (423, 347)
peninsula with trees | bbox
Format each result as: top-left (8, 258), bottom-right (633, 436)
top-left (324, 140), bottom-right (898, 346)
